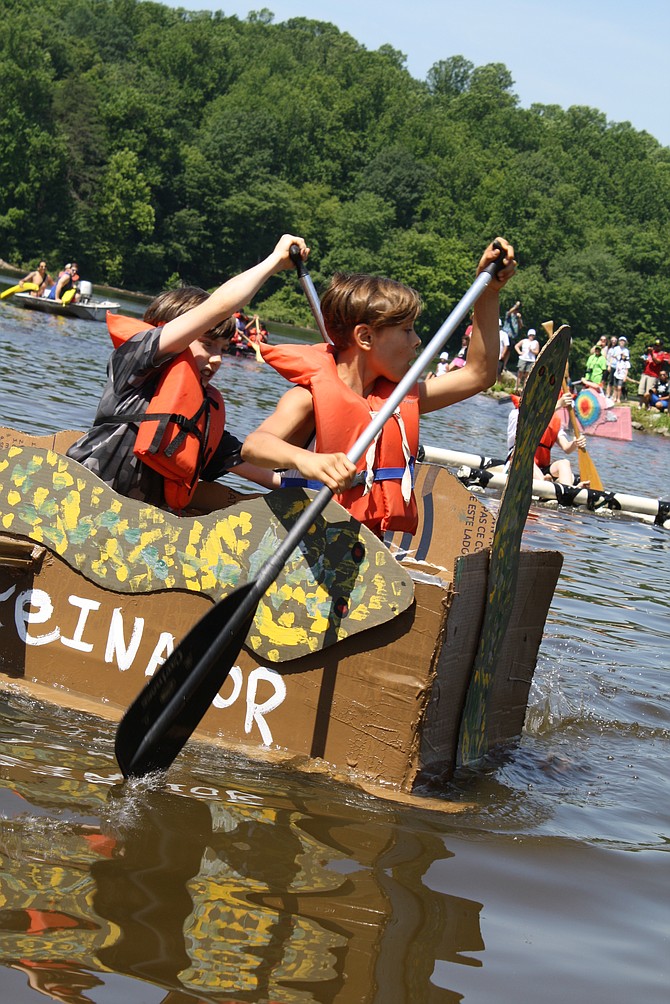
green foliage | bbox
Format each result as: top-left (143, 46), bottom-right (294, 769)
top-left (0, 0), bottom-right (669, 363)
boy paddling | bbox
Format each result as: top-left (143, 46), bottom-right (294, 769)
top-left (67, 234), bottom-right (309, 512)
top-left (243, 239), bottom-right (516, 537)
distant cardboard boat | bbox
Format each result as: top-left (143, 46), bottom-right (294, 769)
top-left (11, 282), bottom-right (120, 322)
top-left (0, 425), bottom-right (563, 799)
top-left (572, 390), bottom-right (633, 441)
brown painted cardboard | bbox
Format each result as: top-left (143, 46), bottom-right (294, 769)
top-left (0, 427), bottom-right (563, 795)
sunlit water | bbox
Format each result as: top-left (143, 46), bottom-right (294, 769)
top-left (0, 290), bottom-right (668, 1003)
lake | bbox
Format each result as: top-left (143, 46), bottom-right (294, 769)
top-left (0, 288), bottom-right (668, 1003)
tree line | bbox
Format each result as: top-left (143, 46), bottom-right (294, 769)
top-left (2, 0), bottom-right (669, 375)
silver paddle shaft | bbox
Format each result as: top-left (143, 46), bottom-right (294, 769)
top-left (346, 267), bottom-right (497, 465)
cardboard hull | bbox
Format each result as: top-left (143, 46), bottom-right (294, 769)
top-left (0, 427), bottom-right (562, 795)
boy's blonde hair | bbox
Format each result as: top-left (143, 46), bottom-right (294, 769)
top-left (143, 286), bottom-right (236, 341)
top-left (321, 273), bottom-right (422, 350)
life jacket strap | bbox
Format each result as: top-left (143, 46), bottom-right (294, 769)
top-left (280, 459), bottom-right (415, 492)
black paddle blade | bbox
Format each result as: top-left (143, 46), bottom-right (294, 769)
top-left (115, 581), bottom-right (259, 779)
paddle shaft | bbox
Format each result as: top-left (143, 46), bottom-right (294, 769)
top-left (289, 244), bottom-right (332, 343)
top-left (119, 248), bottom-right (508, 776)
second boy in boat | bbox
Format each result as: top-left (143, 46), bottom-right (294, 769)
top-left (67, 234), bottom-right (309, 512)
top-left (242, 238), bottom-right (516, 537)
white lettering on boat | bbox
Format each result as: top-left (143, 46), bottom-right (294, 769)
top-left (212, 664), bottom-right (286, 745)
top-left (15, 588), bottom-right (60, 646)
top-left (0, 585), bottom-right (286, 744)
top-left (212, 666), bottom-right (244, 708)
top-left (60, 595), bottom-right (100, 653)
top-left (245, 668), bottom-right (287, 746)
top-left (105, 607), bottom-right (145, 671)
top-left (145, 633), bottom-right (174, 678)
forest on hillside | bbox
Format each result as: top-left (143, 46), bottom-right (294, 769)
top-left (2, 0), bottom-right (670, 372)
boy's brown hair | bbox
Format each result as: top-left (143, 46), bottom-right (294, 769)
top-left (321, 273), bottom-right (422, 350)
top-left (143, 286), bottom-right (236, 341)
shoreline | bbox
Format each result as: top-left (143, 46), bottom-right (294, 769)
top-left (488, 374), bottom-right (670, 439)
top-left (3, 259), bottom-right (668, 437)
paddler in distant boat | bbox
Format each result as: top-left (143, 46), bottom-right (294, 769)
top-left (19, 260), bottom-right (53, 296)
top-left (45, 261), bottom-right (80, 302)
top-left (242, 238), bottom-right (517, 538)
top-left (67, 234), bottom-right (309, 512)
top-left (507, 391), bottom-right (589, 488)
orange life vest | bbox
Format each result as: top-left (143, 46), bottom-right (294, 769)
top-left (535, 412), bottom-right (563, 469)
top-left (260, 341), bottom-right (419, 535)
top-left (511, 394), bottom-right (562, 469)
top-left (106, 313), bottom-right (226, 509)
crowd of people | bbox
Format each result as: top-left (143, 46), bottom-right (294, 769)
top-left (493, 311), bottom-right (669, 489)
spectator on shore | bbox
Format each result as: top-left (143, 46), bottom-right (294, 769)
top-left (582, 344), bottom-right (608, 391)
top-left (604, 335), bottom-right (620, 397)
top-left (644, 369), bottom-right (669, 412)
top-left (638, 341), bottom-right (670, 404)
top-left (498, 319), bottom-right (510, 377)
top-left (611, 337), bottom-right (630, 404)
top-left (502, 300), bottom-right (523, 353)
top-left (514, 328), bottom-right (540, 393)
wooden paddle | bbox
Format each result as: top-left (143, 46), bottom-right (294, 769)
top-left (237, 327), bottom-right (263, 361)
top-left (1, 281), bottom-right (39, 299)
top-left (542, 318), bottom-right (603, 490)
top-left (114, 242), bottom-right (512, 779)
top-left (458, 325), bottom-right (571, 766)
top-left (561, 379), bottom-right (603, 488)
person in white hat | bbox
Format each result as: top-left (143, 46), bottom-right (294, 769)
top-left (514, 327), bottom-right (540, 392)
top-left (612, 336), bottom-right (630, 404)
top-left (435, 351), bottom-right (450, 377)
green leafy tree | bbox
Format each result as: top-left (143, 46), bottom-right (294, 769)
top-left (93, 149), bottom-right (155, 285)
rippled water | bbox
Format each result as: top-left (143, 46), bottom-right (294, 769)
top-left (0, 290), bottom-right (668, 1003)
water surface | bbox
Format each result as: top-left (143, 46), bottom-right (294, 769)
top-left (0, 296), bottom-right (668, 1002)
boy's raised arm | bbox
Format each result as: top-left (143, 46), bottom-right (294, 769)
top-left (156, 235), bottom-right (309, 360)
top-left (420, 238), bottom-right (516, 414)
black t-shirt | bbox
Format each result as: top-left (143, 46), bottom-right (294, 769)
top-left (67, 328), bottom-right (243, 507)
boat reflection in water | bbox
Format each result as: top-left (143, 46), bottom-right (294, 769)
top-left (0, 727), bottom-right (483, 1003)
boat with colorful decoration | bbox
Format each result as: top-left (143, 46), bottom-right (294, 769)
top-left (0, 423), bottom-right (562, 798)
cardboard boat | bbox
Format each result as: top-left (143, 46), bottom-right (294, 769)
top-left (0, 425), bottom-right (562, 796)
